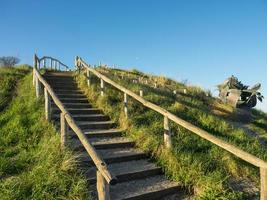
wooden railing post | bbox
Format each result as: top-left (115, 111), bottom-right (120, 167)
top-left (261, 167), bottom-right (267, 200)
top-left (100, 79), bottom-right (104, 96)
top-left (124, 93), bottom-right (128, 118)
top-left (43, 59), bottom-right (46, 69)
top-left (139, 90), bottom-right (143, 97)
top-left (51, 60), bottom-right (54, 70)
top-left (44, 88), bottom-right (51, 121)
top-left (35, 77), bottom-right (41, 98)
top-left (60, 112), bottom-right (67, 149)
top-left (33, 55), bottom-right (36, 86)
top-left (50, 59), bottom-right (53, 70)
top-left (33, 68), bottom-right (35, 86)
top-left (164, 115), bottom-right (172, 149)
top-left (87, 69), bottom-right (91, 86)
top-left (97, 170), bottom-right (110, 200)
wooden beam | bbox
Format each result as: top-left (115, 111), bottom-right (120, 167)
top-left (164, 116), bottom-right (172, 149)
top-left (78, 57), bottom-right (267, 169)
top-left (261, 168), bottom-right (267, 200)
top-left (87, 69), bottom-right (91, 86)
top-left (60, 112), bottom-right (67, 150)
top-left (101, 78), bottom-right (104, 96)
top-left (124, 93), bottom-right (128, 119)
top-left (97, 170), bottom-right (110, 200)
top-left (50, 59), bottom-right (53, 70)
top-left (139, 90), bottom-right (143, 97)
top-left (33, 68), bottom-right (35, 86)
top-left (35, 77), bottom-right (41, 98)
top-left (44, 88), bottom-right (51, 121)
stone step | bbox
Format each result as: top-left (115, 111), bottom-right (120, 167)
top-left (78, 148), bottom-right (148, 165)
top-left (70, 136), bottom-right (134, 150)
top-left (53, 108), bottom-right (102, 114)
top-left (57, 98), bottom-right (89, 103)
top-left (52, 102), bottom-right (92, 109)
top-left (110, 175), bottom-right (181, 200)
top-left (84, 159), bottom-right (162, 184)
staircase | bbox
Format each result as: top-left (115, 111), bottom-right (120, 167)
top-left (44, 71), bottom-right (186, 200)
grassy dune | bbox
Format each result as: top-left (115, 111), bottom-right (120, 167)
top-left (76, 67), bottom-right (267, 199)
top-left (0, 73), bottom-right (91, 199)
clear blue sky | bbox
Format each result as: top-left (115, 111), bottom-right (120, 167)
top-left (1, 0), bottom-right (267, 112)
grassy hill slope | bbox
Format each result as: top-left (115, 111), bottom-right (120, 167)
top-left (0, 71), bottom-right (91, 199)
top-left (0, 66), bottom-right (30, 111)
top-left (76, 66), bottom-right (267, 199)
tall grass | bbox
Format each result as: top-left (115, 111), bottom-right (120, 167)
top-left (75, 68), bottom-right (267, 199)
top-left (0, 73), bottom-right (91, 199)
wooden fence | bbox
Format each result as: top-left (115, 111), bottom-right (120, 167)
top-left (76, 56), bottom-right (267, 200)
top-left (32, 54), bottom-right (117, 200)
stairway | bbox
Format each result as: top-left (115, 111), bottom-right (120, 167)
top-left (44, 71), bottom-right (186, 200)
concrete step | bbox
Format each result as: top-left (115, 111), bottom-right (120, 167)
top-left (71, 128), bottom-right (123, 138)
top-left (78, 148), bottom-right (148, 165)
top-left (57, 98), bottom-right (89, 103)
top-left (56, 94), bottom-right (86, 99)
top-left (52, 85), bottom-right (79, 90)
top-left (52, 102), bottom-right (92, 109)
top-left (53, 108), bottom-right (102, 114)
top-left (52, 113), bottom-right (110, 122)
top-left (84, 159), bottom-right (162, 184)
top-left (44, 72), bottom-right (73, 77)
top-left (50, 83), bottom-right (77, 88)
top-left (70, 136), bottom-right (134, 150)
top-left (53, 89), bottom-right (84, 94)
top-left (77, 120), bottom-right (115, 130)
top-left (47, 81), bottom-right (77, 86)
top-left (110, 175), bottom-right (181, 200)
top-left (45, 76), bottom-right (74, 81)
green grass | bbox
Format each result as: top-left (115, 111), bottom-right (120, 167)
top-left (0, 66), bottom-right (30, 111)
top-left (75, 67), bottom-right (267, 199)
top-left (0, 73), bottom-right (91, 199)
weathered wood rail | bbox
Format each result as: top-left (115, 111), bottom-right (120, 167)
top-left (76, 56), bottom-right (267, 200)
top-left (36, 56), bottom-right (69, 71)
top-left (32, 54), bottom-right (117, 200)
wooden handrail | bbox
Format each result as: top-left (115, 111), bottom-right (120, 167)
top-left (78, 57), bottom-right (267, 199)
top-left (37, 56), bottom-right (70, 71)
top-left (77, 57), bottom-right (267, 169)
top-left (33, 55), bottom-right (117, 186)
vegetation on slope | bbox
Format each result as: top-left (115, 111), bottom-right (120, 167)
top-left (0, 66), bottom-right (30, 111)
top-left (0, 73), bottom-right (91, 199)
top-left (76, 67), bottom-right (267, 199)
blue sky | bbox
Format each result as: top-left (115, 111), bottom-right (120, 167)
top-left (1, 0), bottom-right (267, 112)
